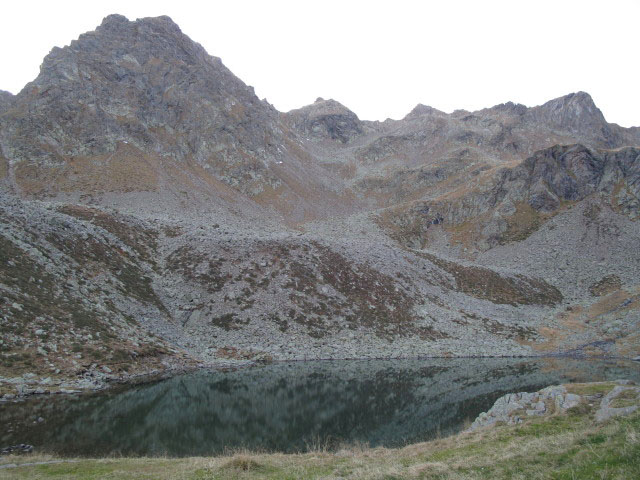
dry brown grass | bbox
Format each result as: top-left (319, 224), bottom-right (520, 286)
top-left (499, 202), bottom-right (548, 244)
top-left (444, 212), bottom-right (491, 254)
top-left (418, 251), bottom-right (563, 306)
top-left (528, 288), bottom-right (640, 354)
top-left (14, 144), bottom-right (160, 195)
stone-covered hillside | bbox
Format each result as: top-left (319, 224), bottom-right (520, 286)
top-left (1, 14), bottom-right (639, 395)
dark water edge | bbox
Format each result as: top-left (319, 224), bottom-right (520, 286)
top-left (1, 357), bottom-right (638, 457)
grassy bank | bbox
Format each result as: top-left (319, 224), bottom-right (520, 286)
top-left (1, 383), bottom-right (639, 479)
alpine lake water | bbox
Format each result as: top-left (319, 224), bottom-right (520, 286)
top-left (1, 357), bottom-right (639, 457)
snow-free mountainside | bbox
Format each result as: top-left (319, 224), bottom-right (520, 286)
top-left (1, 14), bottom-right (639, 395)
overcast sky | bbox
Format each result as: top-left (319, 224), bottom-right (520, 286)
top-left (1, 0), bottom-right (638, 126)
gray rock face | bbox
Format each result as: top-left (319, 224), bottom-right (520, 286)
top-left (284, 98), bottom-right (362, 143)
top-left (517, 144), bottom-right (640, 214)
top-left (526, 92), bottom-right (616, 145)
top-left (595, 385), bottom-right (640, 422)
top-left (0, 14), bottom-right (287, 193)
top-left (468, 385), bottom-right (593, 430)
top-left (388, 143), bottom-right (640, 253)
top-left (0, 90), bottom-right (14, 114)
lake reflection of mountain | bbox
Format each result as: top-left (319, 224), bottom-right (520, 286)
top-left (2, 358), bottom-right (639, 456)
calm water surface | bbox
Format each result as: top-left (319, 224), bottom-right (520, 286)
top-left (1, 357), bottom-right (638, 456)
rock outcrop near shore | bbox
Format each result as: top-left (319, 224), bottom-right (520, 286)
top-left (469, 380), bottom-right (640, 431)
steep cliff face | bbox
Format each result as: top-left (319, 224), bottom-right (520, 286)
top-left (518, 145), bottom-right (640, 213)
top-left (527, 92), bottom-right (609, 136)
top-left (1, 14), bottom-right (639, 395)
top-left (380, 144), bottom-right (640, 250)
top-left (524, 92), bottom-right (640, 148)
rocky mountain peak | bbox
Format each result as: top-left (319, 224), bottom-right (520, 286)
top-left (0, 13), bottom-right (287, 189)
top-left (528, 91), bottom-right (609, 138)
top-left (35, 13), bottom-right (211, 89)
top-left (300, 98), bottom-right (358, 116)
top-left (98, 13), bottom-right (130, 28)
top-left (404, 104), bottom-right (446, 120)
top-left (285, 98), bottom-right (362, 143)
top-left (482, 101), bottom-right (528, 116)
top-left (95, 14), bottom-right (186, 43)
top-left (540, 92), bottom-right (600, 117)
top-left (99, 13), bottom-right (180, 30)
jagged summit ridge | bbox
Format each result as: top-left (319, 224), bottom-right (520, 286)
top-left (1, 14), bottom-right (638, 216)
top-left (404, 104), bottom-right (446, 120)
top-left (0, 14), bottom-right (638, 204)
top-left (39, 14), bottom-right (212, 92)
top-left (284, 97), bottom-right (362, 143)
top-left (99, 13), bottom-right (181, 30)
top-left (404, 93), bottom-right (601, 124)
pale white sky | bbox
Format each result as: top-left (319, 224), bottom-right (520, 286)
top-left (1, 0), bottom-right (638, 126)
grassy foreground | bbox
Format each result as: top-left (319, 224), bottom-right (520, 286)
top-left (1, 383), bottom-right (639, 479)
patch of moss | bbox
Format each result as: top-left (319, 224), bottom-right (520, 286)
top-left (43, 229), bottom-right (165, 311)
top-left (280, 242), bottom-right (446, 340)
top-left (462, 311), bottom-right (537, 340)
top-left (268, 314), bottom-right (289, 333)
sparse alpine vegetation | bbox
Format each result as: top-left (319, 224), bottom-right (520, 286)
top-left (0, 14), bottom-right (639, 398)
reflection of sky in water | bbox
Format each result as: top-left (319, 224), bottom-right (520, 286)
top-left (2, 358), bottom-right (638, 456)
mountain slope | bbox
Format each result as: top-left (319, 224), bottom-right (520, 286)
top-left (0, 14), bottom-right (639, 396)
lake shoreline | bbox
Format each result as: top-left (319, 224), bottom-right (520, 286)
top-left (2, 352), bottom-right (639, 404)
top-left (1, 380), bottom-right (638, 479)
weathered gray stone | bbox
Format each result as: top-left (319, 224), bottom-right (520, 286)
top-left (562, 393), bottom-right (581, 410)
top-left (526, 409), bottom-right (545, 416)
top-left (595, 386), bottom-right (640, 422)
